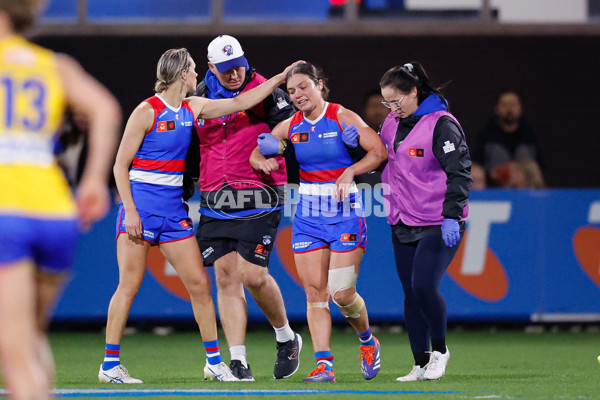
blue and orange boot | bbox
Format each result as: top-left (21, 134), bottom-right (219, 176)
top-left (359, 336), bottom-right (381, 380)
top-left (303, 364), bottom-right (336, 382)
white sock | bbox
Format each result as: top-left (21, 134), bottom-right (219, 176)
top-left (274, 321), bottom-right (295, 343)
top-left (230, 345), bottom-right (247, 368)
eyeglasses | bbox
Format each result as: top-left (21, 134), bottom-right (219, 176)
top-left (381, 96), bottom-right (405, 109)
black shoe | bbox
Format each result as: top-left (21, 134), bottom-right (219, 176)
top-left (273, 333), bottom-right (302, 379)
top-left (229, 360), bottom-right (255, 382)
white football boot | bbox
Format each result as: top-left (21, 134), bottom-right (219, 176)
top-left (396, 365), bottom-right (425, 382)
top-left (423, 347), bottom-right (450, 380)
top-left (98, 364), bottom-right (143, 384)
top-left (205, 361), bottom-right (240, 382)
top-left (203, 360), bottom-right (215, 380)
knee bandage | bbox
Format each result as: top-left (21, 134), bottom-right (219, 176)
top-left (337, 294), bottom-right (365, 319)
top-left (307, 301), bottom-right (330, 310)
top-left (328, 265), bottom-right (357, 299)
top-left (328, 265), bottom-right (364, 318)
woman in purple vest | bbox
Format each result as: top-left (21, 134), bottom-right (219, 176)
top-left (378, 63), bottom-right (472, 382)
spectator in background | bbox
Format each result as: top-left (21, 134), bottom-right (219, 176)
top-left (352, 89), bottom-right (388, 185)
top-left (0, 1), bottom-right (121, 398)
top-left (470, 162), bottom-right (486, 190)
top-left (362, 89), bottom-right (389, 132)
top-left (490, 157), bottom-right (546, 189)
top-left (474, 90), bottom-right (544, 187)
top-left (183, 35), bottom-right (302, 381)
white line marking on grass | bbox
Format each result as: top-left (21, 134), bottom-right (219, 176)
top-left (2, 388), bottom-right (478, 397)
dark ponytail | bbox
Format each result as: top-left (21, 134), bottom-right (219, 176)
top-left (380, 62), bottom-right (449, 106)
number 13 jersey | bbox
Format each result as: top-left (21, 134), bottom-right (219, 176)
top-left (0, 35), bottom-right (74, 218)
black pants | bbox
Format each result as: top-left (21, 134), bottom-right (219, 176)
top-left (391, 232), bottom-right (461, 354)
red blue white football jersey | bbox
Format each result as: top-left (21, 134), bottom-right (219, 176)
top-left (287, 102), bottom-right (363, 224)
top-left (128, 95), bottom-right (194, 217)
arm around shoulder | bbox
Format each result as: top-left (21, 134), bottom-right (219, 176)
top-left (189, 60), bottom-right (304, 121)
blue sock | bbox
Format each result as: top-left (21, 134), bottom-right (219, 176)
top-left (102, 343), bottom-right (120, 371)
top-left (357, 327), bottom-right (375, 346)
top-left (315, 351), bottom-right (334, 372)
top-left (204, 340), bottom-right (223, 365)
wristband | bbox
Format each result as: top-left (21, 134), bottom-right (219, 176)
top-left (280, 139), bottom-right (292, 157)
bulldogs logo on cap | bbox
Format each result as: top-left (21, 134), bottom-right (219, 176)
top-left (222, 44), bottom-right (234, 57)
top-left (207, 35), bottom-right (249, 73)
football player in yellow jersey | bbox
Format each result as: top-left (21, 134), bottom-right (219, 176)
top-left (0, 1), bottom-right (121, 398)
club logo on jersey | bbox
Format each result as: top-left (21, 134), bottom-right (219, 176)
top-left (408, 148), bottom-right (424, 157)
top-left (255, 244), bottom-right (268, 255)
top-left (341, 233), bottom-right (357, 242)
top-left (157, 120), bottom-right (176, 132)
top-left (291, 132), bottom-right (309, 143)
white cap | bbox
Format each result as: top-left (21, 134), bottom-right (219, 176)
top-left (207, 35), bottom-right (249, 73)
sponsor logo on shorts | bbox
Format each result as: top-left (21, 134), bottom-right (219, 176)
top-left (254, 244), bottom-right (268, 255)
top-left (292, 241), bottom-right (312, 250)
top-left (202, 247), bottom-right (214, 259)
top-left (341, 233), bottom-right (357, 242)
top-left (179, 219), bottom-right (191, 229)
top-left (143, 230), bottom-right (155, 239)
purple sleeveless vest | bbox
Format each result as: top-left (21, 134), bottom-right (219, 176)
top-left (380, 110), bottom-right (468, 226)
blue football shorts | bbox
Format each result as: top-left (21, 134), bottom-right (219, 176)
top-left (0, 214), bottom-right (78, 274)
top-left (291, 214), bottom-right (367, 253)
top-left (116, 204), bottom-right (194, 245)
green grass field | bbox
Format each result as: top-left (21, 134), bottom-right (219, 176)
top-left (22, 326), bottom-right (596, 399)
